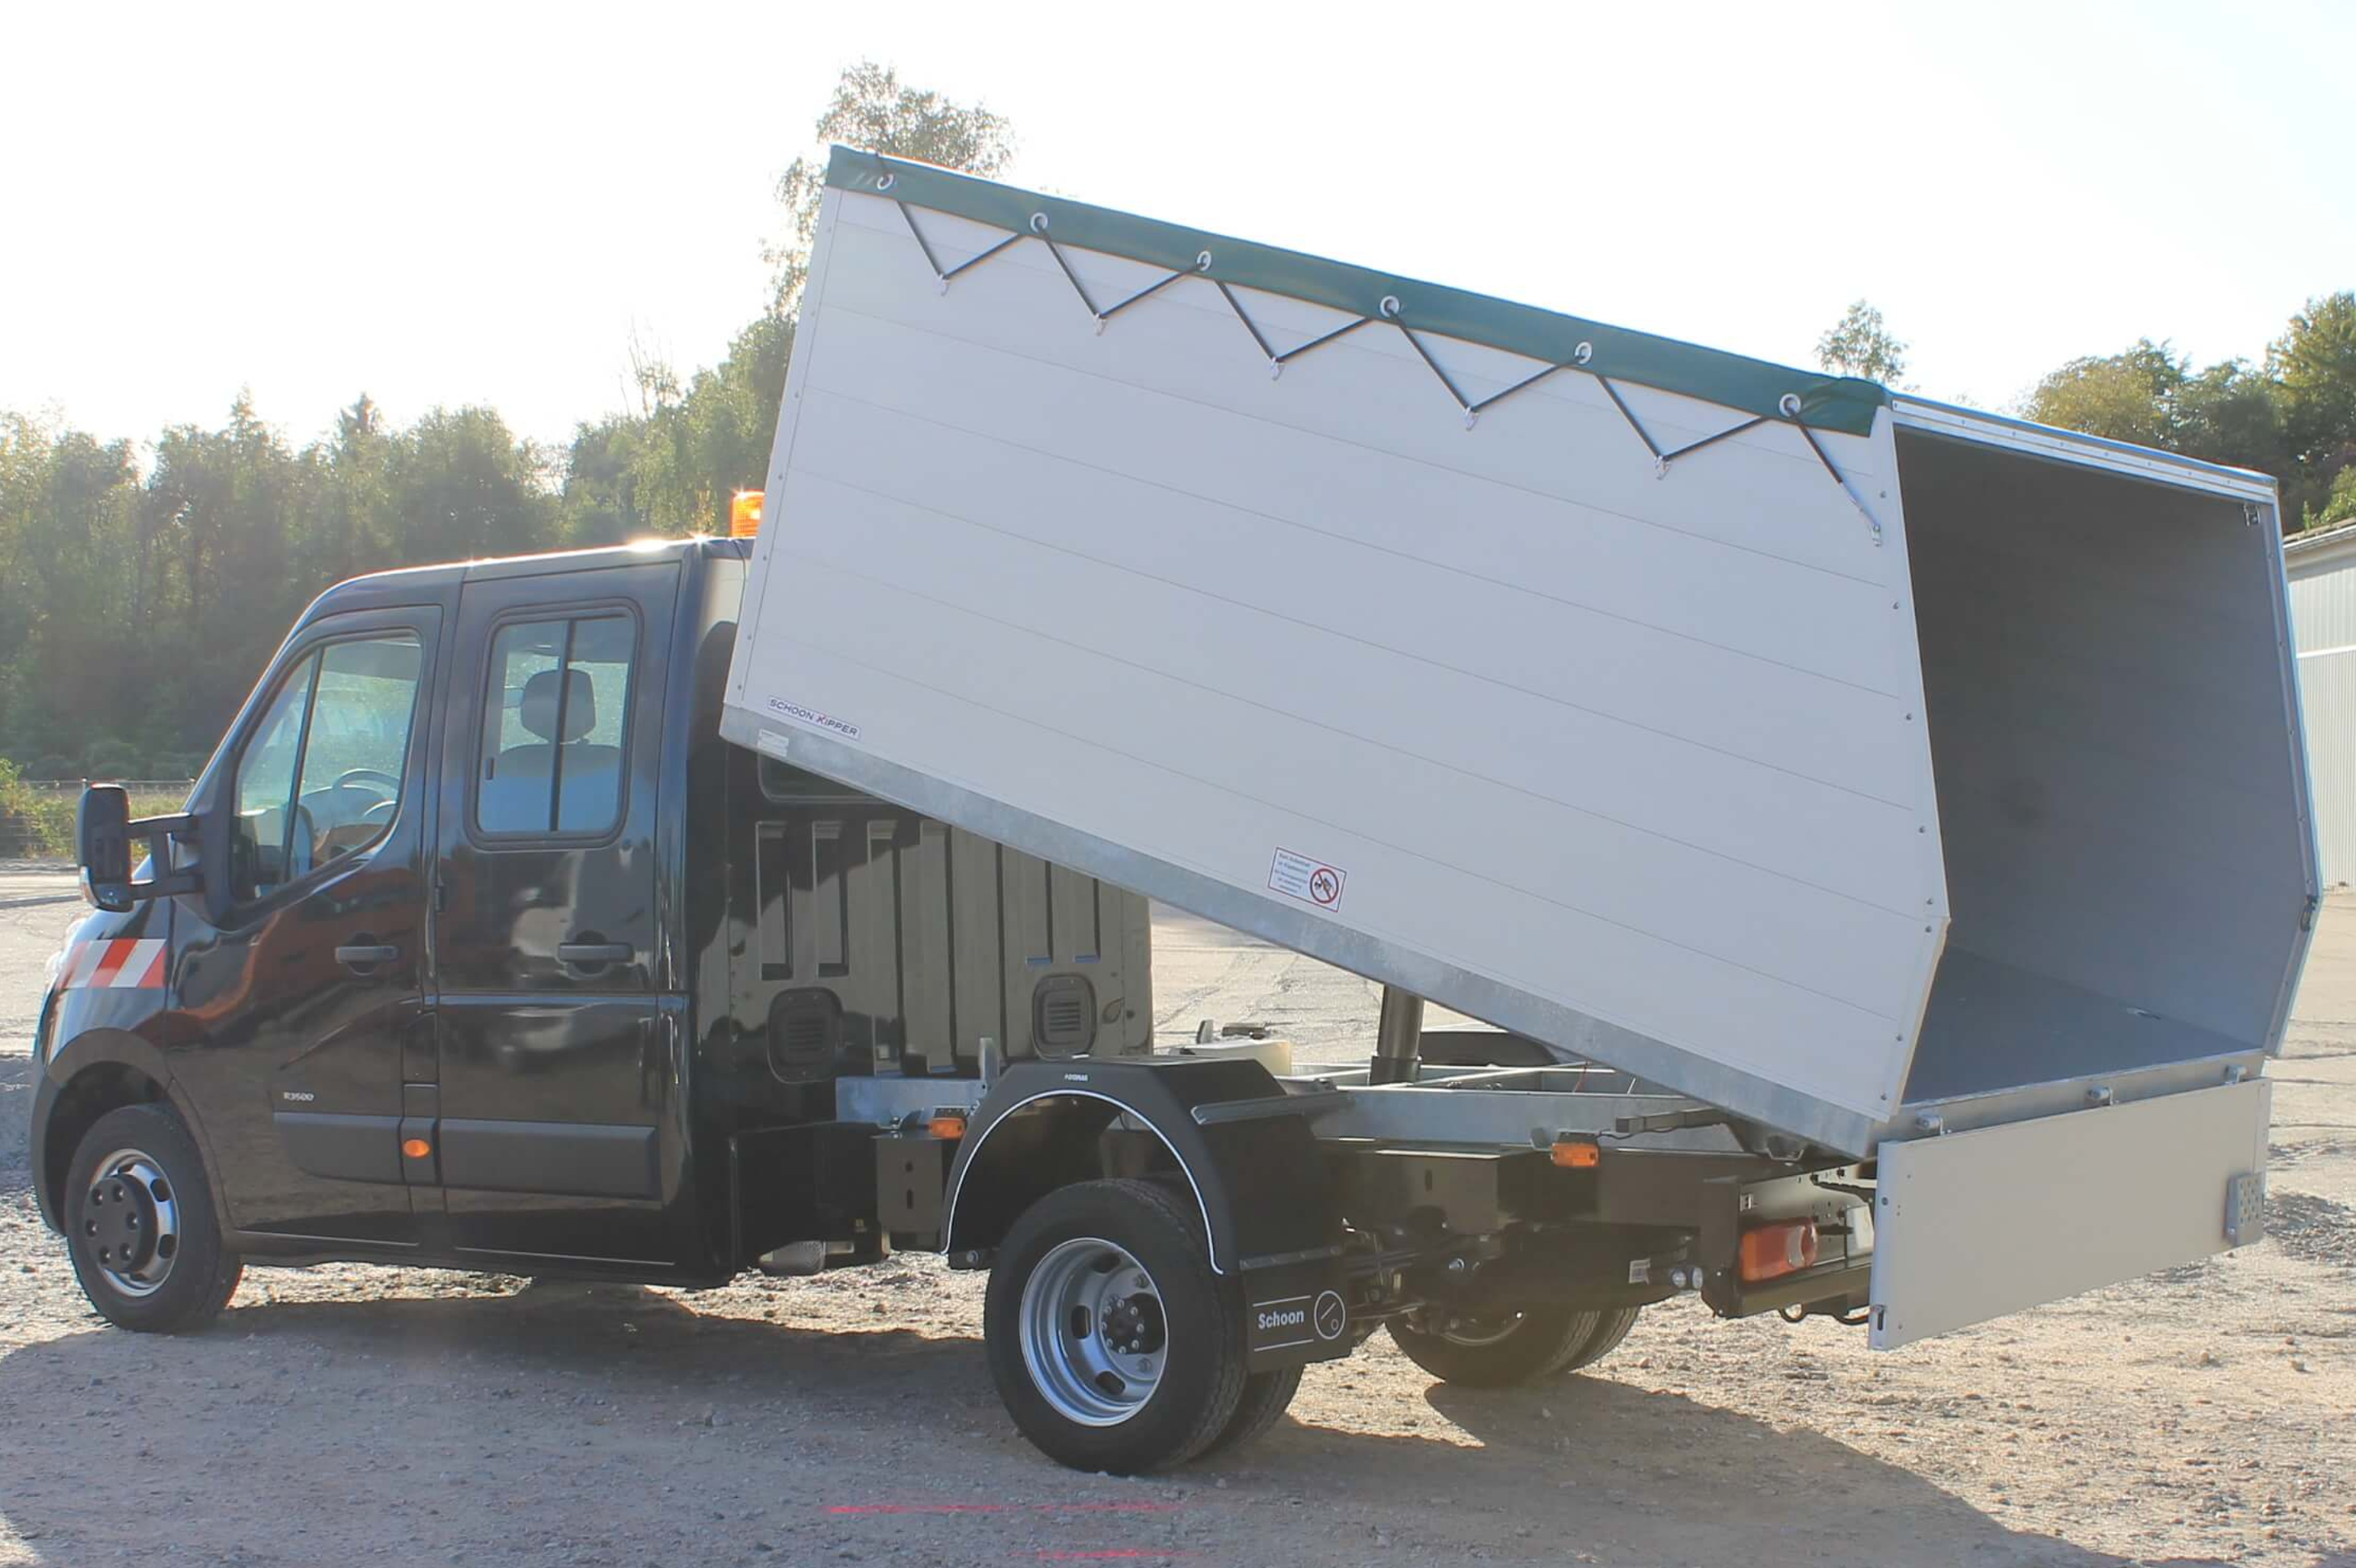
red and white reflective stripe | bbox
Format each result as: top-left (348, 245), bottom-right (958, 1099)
top-left (62, 938), bottom-right (166, 990)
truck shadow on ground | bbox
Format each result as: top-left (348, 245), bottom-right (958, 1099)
top-left (0, 1281), bottom-right (2310, 1567)
top-left (0, 1047), bottom-right (37, 1196)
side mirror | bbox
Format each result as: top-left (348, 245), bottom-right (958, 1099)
top-left (77, 786), bottom-right (134, 912)
top-left (78, 784), bottom-right (201, 913)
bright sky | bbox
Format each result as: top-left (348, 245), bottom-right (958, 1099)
top-left (6, 0), bottom-right (2350, 455)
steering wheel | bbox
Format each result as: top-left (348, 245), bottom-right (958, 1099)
top-left (334, 768), bottom-right (401, 797)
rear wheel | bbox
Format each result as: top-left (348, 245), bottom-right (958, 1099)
top-left (63, 1103), bottom-right (242, 1333)
top-left (1199, 1366), bottom-right (1303, 1458)
top-left (984, 1179), bottom-right (1247, 1473)
top-left (1387, 1302), bottom-right (1610, 1387)
top-left (1564, 1305), bottom-right (1642, 1371)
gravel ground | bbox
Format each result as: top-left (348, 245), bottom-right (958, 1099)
top-left (2, 872), bottom-right (2351, 1567)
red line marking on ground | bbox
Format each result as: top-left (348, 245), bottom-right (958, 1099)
top-left (829, 1502), bottom-right (1183, 1516)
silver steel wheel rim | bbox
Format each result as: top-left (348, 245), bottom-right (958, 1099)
top-left (82, 1149), bottom-right (181, 1298)
top-left (1019, 1237), bottom-right (1169, 1427)
top-left (1437, 1310), bottom-right (1525, 1347)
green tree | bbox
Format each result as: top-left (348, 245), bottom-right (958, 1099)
top-left (563, 63), bottom-right (1015, 547)
top-left (2174, 359), bottom-right (2290, 479)
top-left (766, 60), bottom-right (1015, 314)
top-left (1815, 300), bottom-right (1907, 385)
top-left (384, 406), bottom-right (559, 565)
top-left (564, 315), bottom-right (797, 540)
top-left (2020, 316), bottom-right (2356, 532)
top-left (2023, 340), bottom-right (2189, 450)
top-left (0, 412), bottom-right (171, 771)
top-left (0, 66), bottom-right (1029, 776)
top-left (2314, 465), bottom-right (2356, 530)
top-left (2271, 293), bottom-right (2356, 526)
top-left (301, 393), bottom-right (397, 588)
top-left (2271, 293), bottom-right (2356, 465)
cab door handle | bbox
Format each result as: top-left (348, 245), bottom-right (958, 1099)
top-left (556, 942), bottom-right (633, 967)
top-left (335, 943), bottom-right (399, 972)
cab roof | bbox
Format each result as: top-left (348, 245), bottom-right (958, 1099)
top-left (301, 536), bottom-right (750, 623)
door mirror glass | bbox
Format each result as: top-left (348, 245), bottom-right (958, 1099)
top-left (77, 784), bottom-right (134, 912)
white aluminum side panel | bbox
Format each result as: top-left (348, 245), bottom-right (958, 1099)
top-left (1868, 1080), bottom-right (2271, 1349)
top-left (2289, 549), bottom-right (2356, 886)
top-left (728, 187), bottom-right (1951, 1152)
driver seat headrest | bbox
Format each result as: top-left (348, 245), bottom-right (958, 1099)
top-left (520, 669), bottom-right (597, 743)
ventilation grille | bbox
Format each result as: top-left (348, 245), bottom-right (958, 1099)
top-left (768, 989), bottom-right (844, 1083)
top-left (1032, 974), bottom-right (1097, 1059)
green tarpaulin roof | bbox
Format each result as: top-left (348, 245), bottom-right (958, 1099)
top-left (826, 146), bottom-right (1888, 438)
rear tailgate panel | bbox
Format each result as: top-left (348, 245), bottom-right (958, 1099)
top-left (1868, 1079), bottom-right (2271, 1349)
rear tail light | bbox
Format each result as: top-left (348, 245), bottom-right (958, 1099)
top-left (1738, 1219), bottom-right (1820, 1283)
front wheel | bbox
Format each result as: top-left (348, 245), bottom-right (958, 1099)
top-left (63, 1103), bottom-right (243, 1333)
top-left (984, 1179), bottom-right (1248, 1473)
top-left (1387, 1302), bottom-right (1618, 1387)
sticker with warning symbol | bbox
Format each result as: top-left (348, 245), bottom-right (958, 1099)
top-left (1268, 847), bottom-right (1347, 911)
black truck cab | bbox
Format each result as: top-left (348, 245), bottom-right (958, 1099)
top-left (34, 539), bottom-right (1154, 1282)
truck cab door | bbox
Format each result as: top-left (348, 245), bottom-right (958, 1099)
top-left (426, 562), bottom-right (687, 1268)
top-left (169, 608), bottom-right (440, 1245)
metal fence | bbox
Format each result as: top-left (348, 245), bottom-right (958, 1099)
top-left (1, 781), bottom-right (195, 859)
top-left (17, 780), bottom-right (197, 796)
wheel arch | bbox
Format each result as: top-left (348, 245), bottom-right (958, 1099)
top-left (35, 1029), bottom-right (203, 1232)
top-left (945, 1089), bottom-right (1225, 1270)
top-left (941, 1058), bottom-right (1340, 1277)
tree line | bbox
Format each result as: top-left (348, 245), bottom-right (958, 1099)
top-left (3, 62), bottom-right (2350, 782)
top-left (1817, 294), bottom-right (2356, 528)
top-left (0, 63), bottom-right (1009, 783)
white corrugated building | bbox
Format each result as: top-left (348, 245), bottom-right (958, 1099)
top-left (2288, 520), bottom-right (2356, 884)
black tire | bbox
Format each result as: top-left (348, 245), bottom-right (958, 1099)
top-left (1387, 1303), bottom-right (1607, 1388)
top-left (1563, 1305), bottom-right (1642, 1372)
top-left (1199, 1366), bottom-right (1302, 1459)
top-left (984, 1178), bottom-right (1247, 1474)
top-left (63, 1103), bottom-right (243, 1333)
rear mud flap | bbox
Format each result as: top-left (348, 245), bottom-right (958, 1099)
top-left (1244, 1257), bottom-right (1356, 1371)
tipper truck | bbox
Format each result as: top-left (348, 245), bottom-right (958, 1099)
top-left (40, 148), bottom-right (2313, 1473)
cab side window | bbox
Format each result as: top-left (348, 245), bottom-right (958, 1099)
top-left (231, 658), bottom-right (317, 901)
top-left (230, 631), bottom-right (423, 903)
top-left (475, 613), bottom-right (637, 837)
